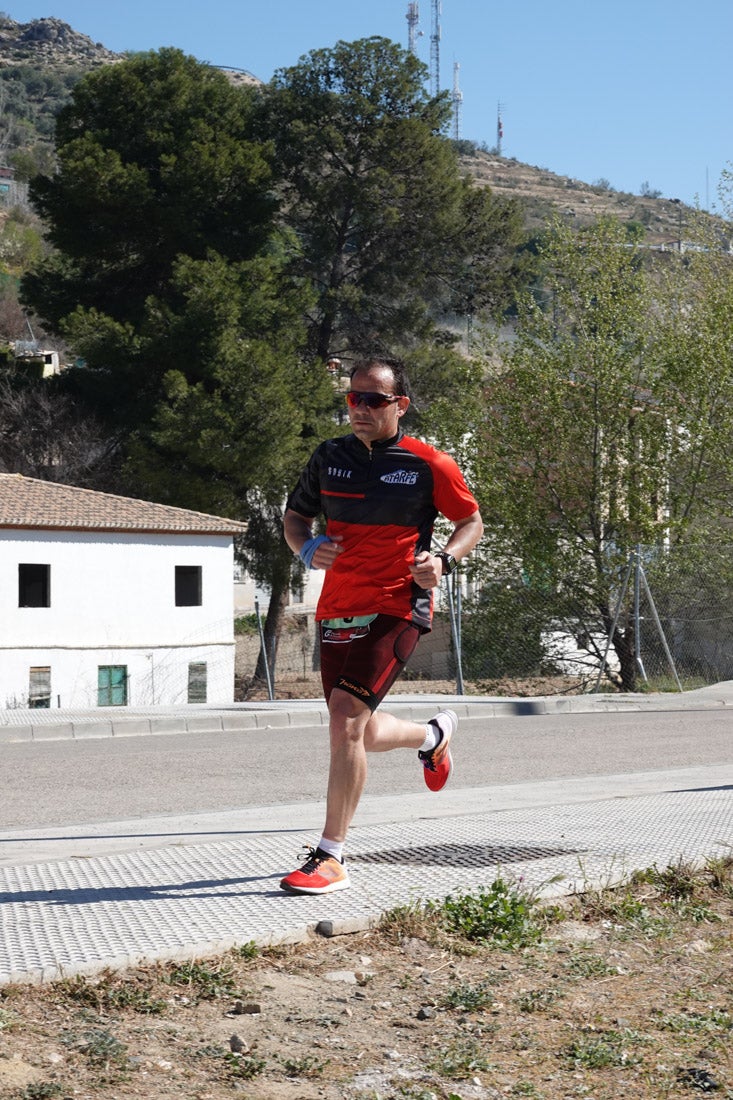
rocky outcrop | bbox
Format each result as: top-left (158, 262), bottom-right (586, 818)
top-left (0, 15), bottom-right (120, 66)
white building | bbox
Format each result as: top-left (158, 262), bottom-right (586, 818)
top-left (0, 473), bottom-right (246, 709)
top-left (233, 556), bottom-right (324, 616)
top-left (11, 341), bottom-right (61, 377)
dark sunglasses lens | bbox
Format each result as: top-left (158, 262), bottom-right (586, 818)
top-left (346, 391), bottom-right (393, 409)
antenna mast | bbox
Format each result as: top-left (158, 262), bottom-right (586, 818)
top-left (430, 0), bottom-right (441, 96)
top-left (451, 61), bottom-right (462, 140)
top-left (406, 2), bottom-right (420, 54)
top-left (496, 101), bottom-right (504, 156)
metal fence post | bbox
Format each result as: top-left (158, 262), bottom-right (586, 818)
top-left (254, 597), bottom-right (275, 701)
top-left (446, 571), bottom-right (465, 695)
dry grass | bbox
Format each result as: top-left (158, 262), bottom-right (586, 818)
top-left (1, 859), bottom-right (731, 1099)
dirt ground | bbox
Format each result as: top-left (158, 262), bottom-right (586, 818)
top-left (1, 865), bottom-right (731, 1100)
top-left (242, 673), bottom-right (596, 702)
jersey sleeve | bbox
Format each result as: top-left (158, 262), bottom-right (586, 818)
top-left (430, 450), bottom-right (479, 522)
top-left (285, 444), bottom-right (324, 519)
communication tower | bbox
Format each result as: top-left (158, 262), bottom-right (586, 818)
top-left (451, 61), bottom-right (463, 140)
top-left (496, 101), bottom-right (504, 156)
top-left (430, 0), bottom-right (441, 96)
top-left (406, 2), bottom-right (420, 54)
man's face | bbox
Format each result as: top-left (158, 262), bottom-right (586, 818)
top-left (346, 366), bottom-right (410, 445)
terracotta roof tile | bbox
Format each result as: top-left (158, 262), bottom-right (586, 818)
top-left (0, 473), bottom-right (247, 535)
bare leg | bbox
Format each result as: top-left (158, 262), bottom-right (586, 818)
top-left (322, 688), bottom-right (428, 843)
top-left (363, 708), bottom-right (429, 753)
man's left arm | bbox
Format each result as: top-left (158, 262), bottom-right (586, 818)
top-left (410, 510), bottom-right (484, 590)
top-left (442, 510), bottom-right (484, 562)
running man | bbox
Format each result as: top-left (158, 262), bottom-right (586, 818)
top-left (281, 356), bottom-right (483, 893)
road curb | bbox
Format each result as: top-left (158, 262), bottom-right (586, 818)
top-left (0, 686), bottom-right (730, 742)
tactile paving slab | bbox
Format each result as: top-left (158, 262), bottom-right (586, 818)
top-left (1, 786), bottom-right (730, 985)
top-left (352, 843), bottom-right (581, 865)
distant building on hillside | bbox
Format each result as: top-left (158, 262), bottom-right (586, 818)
top-left (0, 165), bottom-right (28, 207)
top-left (11, 341), bottom-right (61, 377)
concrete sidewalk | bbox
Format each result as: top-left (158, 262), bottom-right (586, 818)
top-left (1, 683), bottom-right (731, 986)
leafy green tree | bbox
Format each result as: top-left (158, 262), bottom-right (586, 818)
top-left (22, 48), bottom-right (274, 334)
top-left (18, 45), bottom-right (287, 445)
top-left (0, 207), bottom-right (43, 274)
top-left (67, 247), bottom-right (335, 689)
top-left (645, 198), bottom-right (733, 670)
top-left (473, 216), bottom-right (733, 690)
top-left (120, 250), bottom-right (330, 514)
top-left (260, 36), bottom-right (527, 359)
top-left (18, 49), bottom-right (330, 687)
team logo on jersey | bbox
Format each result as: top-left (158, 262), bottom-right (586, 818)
top-left (380, 469), bottom-right (418, 485)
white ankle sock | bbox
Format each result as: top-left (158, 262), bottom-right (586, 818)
top-left (419, 722), bottom-right (440, 754)
top-left (318, 836), bottom-right (344, 862)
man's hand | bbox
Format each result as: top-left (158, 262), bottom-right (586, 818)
top-left (409, 550), bottom-right (443, 590)
top-left (284, 508), bottom-right (344, 570)
top-left (310, 535), bottom-right (343, 570)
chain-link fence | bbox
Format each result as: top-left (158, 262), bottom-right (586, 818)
top-left (241, 544), bottom-right (733, 697)
top-left (455, 547), bottom-right (733, 693)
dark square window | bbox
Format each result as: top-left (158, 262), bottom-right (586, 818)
top-left (175, 565), bottom-right (202, 606)
top-left (19, 563), bottom-right (50, 607)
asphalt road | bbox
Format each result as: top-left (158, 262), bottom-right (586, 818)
top-left (3, 707), bottom-right (731, 829)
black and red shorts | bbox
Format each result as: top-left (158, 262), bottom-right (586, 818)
top-left (319, 613), bottom-right (422, 712)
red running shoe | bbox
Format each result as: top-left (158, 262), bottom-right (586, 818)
top-left (418, 709), bottom-right (457, 792)
top-left (280, 847), bottom-right (350, 895)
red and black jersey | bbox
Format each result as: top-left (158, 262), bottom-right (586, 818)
top-left (286, 429), bottom-right (479, 629)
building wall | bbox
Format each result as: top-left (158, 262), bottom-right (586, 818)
top-left (0, 529), bottom-right (237, 708)
top-left (233, 566), bottom-right (324, 616)
top-left (2, 643), bottom-right (235, 710)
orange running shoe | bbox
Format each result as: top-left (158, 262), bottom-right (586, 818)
top-left (418, 709), bottom-right (457, 792)
top-left (280, 847), bottom-right (350, 895)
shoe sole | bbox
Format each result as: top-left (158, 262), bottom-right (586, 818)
top-left (279, 875), bottom-right (351, 895)
top-left (424, 747), bottom-right (453, 791)
top-left (423, 708), bottom-right (457, 792)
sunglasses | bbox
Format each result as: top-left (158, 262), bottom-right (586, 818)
top-left (345, 391), bottom-right (402, 409)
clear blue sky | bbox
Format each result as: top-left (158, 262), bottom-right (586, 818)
top-left (7, 0), bottom-right (732, 210)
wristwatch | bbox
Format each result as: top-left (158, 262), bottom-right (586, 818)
top-left (436, 551), bottom-right (458, 576)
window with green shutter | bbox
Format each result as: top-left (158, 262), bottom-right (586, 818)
top-left (98, 665), bottom-right (128, 706)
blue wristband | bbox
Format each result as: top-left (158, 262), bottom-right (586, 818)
top-left (298, 534), bottom-right (330, 569)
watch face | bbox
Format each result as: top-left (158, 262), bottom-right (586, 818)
top-left (440, 552), bottom-right (457, 575)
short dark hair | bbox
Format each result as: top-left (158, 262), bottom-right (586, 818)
top-left (350, 356), bottom-right (411, 398)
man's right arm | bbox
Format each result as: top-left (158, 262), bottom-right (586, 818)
top-left (283, 509), bottom-right (343, 570)
top-left (283, 509), bottom-right (315, 556)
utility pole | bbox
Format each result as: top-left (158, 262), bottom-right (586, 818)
top-left (430, 0), bottom-right (441, 96)
top-left (670, 198), bottom-right (683, 251)
top-left (451, 61), bottom-right (462, 140)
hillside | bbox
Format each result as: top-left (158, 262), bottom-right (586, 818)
top-left (0, 15), bottom-right (120, 178)
top-left (459, 148), bottom-right (718, 247)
